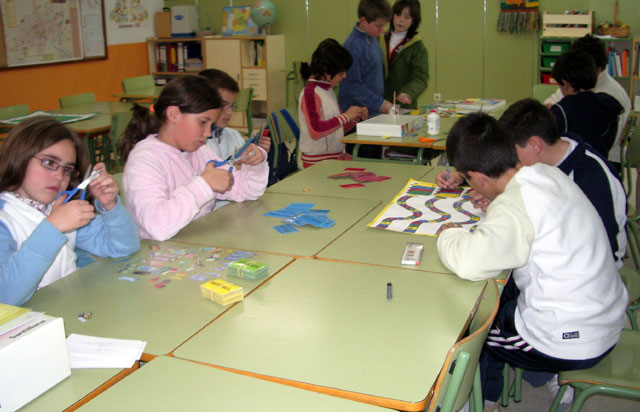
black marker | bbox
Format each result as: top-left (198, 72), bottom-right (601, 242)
top-left (387, 282), bottom-right (393, 299)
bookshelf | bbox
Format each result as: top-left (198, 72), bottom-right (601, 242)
top-left (537, 36), bottom-right (633, 97)
top-left (145, 35), bottom-right (285, 133)
top-left (146, 37), bottom-right (205, 82)
top-left (631, 37), bottom-right (640, 110)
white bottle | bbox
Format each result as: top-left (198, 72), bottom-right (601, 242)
top-left (427, 109), bottom-right (440, 136)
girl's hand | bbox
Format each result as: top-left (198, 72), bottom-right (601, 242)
top-left (88, 163), bottom-right (119, 210)
top-left (258, 134), bottom-right (271, 153)
top-left (202, 163), bottom-right (234, 193)
top-left (345, 106), bottom-right (368, 122)
top-left (234, 143), bottom-right (264, 166)
top-left (435, 170), bottom-right (464, 189)
top-left (47, 196), bottom-right (95, 233)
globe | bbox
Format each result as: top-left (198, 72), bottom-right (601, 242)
top-left (250, 0), bottom-right (277, 28)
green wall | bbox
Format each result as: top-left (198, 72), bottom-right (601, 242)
top-left (167, 0), bottom-right (640, 107)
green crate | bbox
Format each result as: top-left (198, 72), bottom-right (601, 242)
top-left (541, 42), bottom-right (570, 54)
top-left (541, 56), bottom-right (557, 68)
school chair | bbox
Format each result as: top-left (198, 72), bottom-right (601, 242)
top-left (532, 83), bottom-right (558, 103)
top-left (267, 107), bottom-right (300, 186)
top-left (120, 75), bottom-right (156, 103)
top-left (285, 61), bottom-right (305, 108)
top-left (548, 329), bottom-right (640, 412)
top-left (620, 116), bottom-right (639, 203)
top-left (108, 110), bottom-right (134, 172)
top-left (58, 92), bottom-right (96, 108)
top-left (234, 87), bottom-right (253, 138)
top-left (112, 172), bottom-right (126, 206)
top-left (0, 103), bottom-right (29, 133)
top-left (426, 280), bottom-right (500, 412)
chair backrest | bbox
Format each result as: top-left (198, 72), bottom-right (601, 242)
top-left (234, 87), bottom-right (254, 137)
top-left (112, 172), bottom-right (126, 205)
top-left (59, 92), bottom-right (96, 108)
top-left (267, 107), bottom-right (300, 185)
top-left (427, 280), bottom-right (500, 412)
top-left (532, 83), bottom-right (557, 102)
top-left (122, 75), bottom-right (155, 92)
top-left (620, 116), bottom-right (639, 200)
top-left (0, 104), bottom-right (30, 121)
top-left (109, 110), bottom-right (134, 170)
top-left (286, 61), bottom-right (305, 108)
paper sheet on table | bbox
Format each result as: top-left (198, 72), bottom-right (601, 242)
top-left (66, 333), bottom-right (146, 369)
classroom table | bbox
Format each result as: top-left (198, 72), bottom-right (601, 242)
top-left (317, 167), bottom-right (508, 280)
top-left (112, 86), bottom-right (163, 102)
top-left (170, 193), bottom-right (380, 257)
top-left (341, 116), bottom-right (457, 163)
top-left (52, 101), bottom-right (134, 115)
top-left (267, 159), bottom-right (434, 201)
top-left (78, 356), bottom-right (391, 411)
top-left (173, 259), bottom-right (487, 411)
top-left (19, 368), bottom-right (132, 412)
top-left (24, 240), bottom-right (293, 357)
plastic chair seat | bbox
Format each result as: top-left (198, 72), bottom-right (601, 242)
top-left (550, 330), bottom-right (640, 412)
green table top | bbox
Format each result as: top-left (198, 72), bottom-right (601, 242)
top-left (267, 160), bottom-right (434, 201)
top-left (25, 240), bottom-right (293, 356)
top-left (51, 101), bottom-right (134, 115)
top-left (78, 356), bottom-right (390, 412)
top-left (171, 193), bottom-right (380, 257)
top-left (19, 368), bottom-right (124, 412)
top-left (173, 259), bottom-right (486, 410)
top-left (112, 86), bottom-right (163, 100)
top-left (318, 203), bottom-right (452, 274)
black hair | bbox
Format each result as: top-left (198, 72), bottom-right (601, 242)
top-left (390, 0), bottom-right (421, 38)
top-left (446, 112), bottom-right (519, 178)
top-left (499, 98), bottom-right (560, 147)
top-left (552, 49), bottom-right (597, 91)
top-left (118, 75), bottom-right (222, 161)
top-left (199, 68), bottom-right (240, 93)
top-left (569, 34), bottom-right (608, 70)
top-left (358, 0), bottom-right (392, 22)
top-left (300, 38), bottom-right (353, 81)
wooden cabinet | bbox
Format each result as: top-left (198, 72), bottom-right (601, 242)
top-left (204, 35), bottom-right (285, 131)
top-left (146, 35), bottom-right (286, 132)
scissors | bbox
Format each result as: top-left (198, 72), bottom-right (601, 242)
top-left (55, 165), bottom-right (101, 203)
top-left (207, 125), bottom-right (265, 171)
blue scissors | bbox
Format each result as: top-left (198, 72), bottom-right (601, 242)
top-left (55, 165), bottom-right (101, 203)
top-left (207, 125), bottom-right (265, 172)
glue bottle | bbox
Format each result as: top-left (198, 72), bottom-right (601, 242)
top-left (427, 109), bottom-right (440, 136)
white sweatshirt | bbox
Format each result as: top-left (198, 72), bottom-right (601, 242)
top-left (437, 163), bottom-right (628, 360)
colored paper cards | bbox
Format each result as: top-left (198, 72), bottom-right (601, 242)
top-left (264, 202), bottom-right (335, 234)
top-left (201, 279), bottom-right (244, 306)
top-left (329, 168), bottom-right (391, 188)
top-left (227, 259), bottom-right (269, 281)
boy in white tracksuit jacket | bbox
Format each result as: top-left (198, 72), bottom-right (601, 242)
top-left (436, 113), bottom-right (628, 405)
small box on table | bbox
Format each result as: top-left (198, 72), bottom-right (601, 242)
top-left (200, 279), bottom-right (244, 306)
top-left (356, 114), bottom-right (424, 137)
top-left (0, 315), bottom-right (71, 411)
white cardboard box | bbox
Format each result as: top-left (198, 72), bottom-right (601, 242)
top-left (0, 315), bottom-right (70, 412)
top-left (356, 114), bottom-right (424, 137)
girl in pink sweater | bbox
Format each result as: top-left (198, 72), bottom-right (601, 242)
top-left (118, 76), bottom-right (268, 241)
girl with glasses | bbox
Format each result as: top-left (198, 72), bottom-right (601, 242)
top-left (0, 116), bottom-right (140, 306)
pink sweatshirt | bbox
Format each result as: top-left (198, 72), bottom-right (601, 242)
top-left (123, 135), bottom-right (268, 241)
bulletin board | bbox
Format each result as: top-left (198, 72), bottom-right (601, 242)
top-left (0, 0), bottom-right (107, 69)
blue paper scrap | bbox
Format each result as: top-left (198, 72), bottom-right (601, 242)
top-left (118, 276), bottom-right (138, 282)
top-left (190, 274), bottom-right (208, 281)
top-left (274, 224), bottom-right (298, 234)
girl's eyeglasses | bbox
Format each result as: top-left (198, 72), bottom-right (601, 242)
top-left (33, 156), bottom-right (79, 177)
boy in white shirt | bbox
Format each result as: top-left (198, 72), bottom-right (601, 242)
top-left (436, 113), bottom-right (628, 410)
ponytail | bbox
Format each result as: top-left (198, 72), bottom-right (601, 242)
top-left (117, 75), bottom-right (222, 162)
top-left (118, 104), bottom-right (158, 162)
